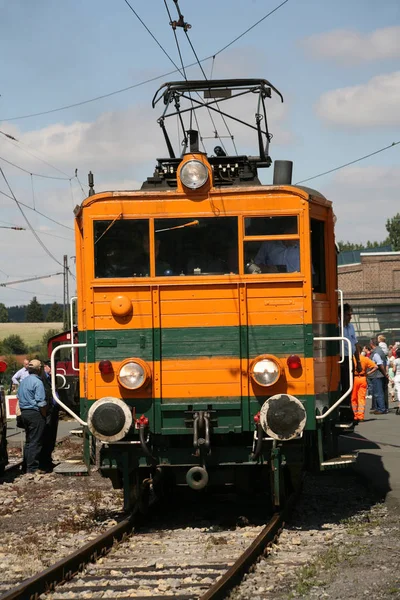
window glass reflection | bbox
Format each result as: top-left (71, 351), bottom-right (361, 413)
top-left (94, 220), bottom-right (149, 278)
top-left (244, 216), bottom-right (300, 274)
top-left (154, 217), bottom-right (238, 276)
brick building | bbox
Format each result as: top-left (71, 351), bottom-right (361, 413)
top-left (338, 251), bottom-right (400, 343)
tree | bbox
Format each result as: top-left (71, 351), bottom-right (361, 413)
top-left (386, 213), bottom-right (400, 251)
top-left (2, 334), bottom-right (28, 354)
top-left (25, 296), bottom-right (44, 322)
top-left (0, 303), bottom-right (8, 323)
top-left (337, 238), bottom-right (390, 252)
top-left (36, 328), bottom-right (63, 360)
top-left (46, 302), bottom-right (63, 322)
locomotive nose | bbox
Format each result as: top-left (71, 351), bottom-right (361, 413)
top-left (260, 394), bottom-right (306, 441)
top-left (88, 397), bottom-right (132, 441)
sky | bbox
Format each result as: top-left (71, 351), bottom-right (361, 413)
top-left (0, 0), bottom-right (399, 306)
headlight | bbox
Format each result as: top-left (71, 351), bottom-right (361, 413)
top-left (118, 361), bottom-right (147, 390)
top-left (180, 160), bottom-right (209, 190)
top-left (251, 357), bottom-right (281, 387)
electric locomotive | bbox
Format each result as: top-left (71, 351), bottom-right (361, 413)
top-left (53, 79), bottom-right (354, 510)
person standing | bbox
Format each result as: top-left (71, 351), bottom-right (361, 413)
top-left (341, 304), bottom-right (358, 392)
top-left (351, 345), bottom-right (377, 422)
top-left (17, 359), bottom-right (46, 474)
top-left (39, 361), bottom-right (59, 472)
top-left (11, 358), bottom-right (30, 387)
top-left (369, 338), bottom-right (389, 415)
top-left (392, 348), bottom-right (400, 415)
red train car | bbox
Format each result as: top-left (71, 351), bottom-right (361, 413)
top-left (47, 328), bottom-right (80, 411)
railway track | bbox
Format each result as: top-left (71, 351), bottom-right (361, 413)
top-left (0, 493), bottom-right (296, 600)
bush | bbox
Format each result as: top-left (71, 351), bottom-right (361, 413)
top-left (1, 354), bottom-right (20, 391)
top-left (2, 334), bottom-right (28, 355)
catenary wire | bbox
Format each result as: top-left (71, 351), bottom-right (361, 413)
top-left (163, 0), bottom-right (206, 150)
top-left (0, 130), bottom-right (72, 179)
top-left (163, 0), bottom-right (227, 153)
top-left (295, 140), bottom-right (400, 185)
top-left (0, 154), bottom-right (72, 181)
top-left (123, 0), bottom-right (183, 74)
top-left (175, 0), bottom-right (238, 155)
top-left (1, 285), bottom-right (63, 300)
top-left (1, 0), bottom-right (290, 122)
top-left (0, 189), bottom-right (74, 231)
top-left (0, 167), bottom-right (64, 267)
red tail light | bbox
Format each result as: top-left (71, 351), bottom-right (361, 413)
top-left (253, 411), bottom-right (260, 423)
top-left (287, 355), bottom-right (302, 369)
top-left (99, 360), bottom-right (113, 374)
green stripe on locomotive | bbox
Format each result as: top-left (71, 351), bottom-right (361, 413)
top-left (79, 323), bottom-right (338, 361)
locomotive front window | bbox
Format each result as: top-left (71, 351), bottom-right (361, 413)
top-left (94, 220), bottom-right (150, 278)
top-left (154, 217), bottom-right (238, 276)
top-left (244, 216), bottom-right (300, 274)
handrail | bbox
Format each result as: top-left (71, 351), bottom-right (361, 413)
top-left (50, 342), bottom-right (87, 426)
top-left (70, 296), bottom-right (79, 372)
top-left (337, 289), bottom-right (344, 363)
top-left (314, 336), bottom-right (353, 420)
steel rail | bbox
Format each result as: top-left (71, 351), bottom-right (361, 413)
top-left (200, 492), bottom-right (297, 600)
top-left (0, 514), bottom-right (136, 600)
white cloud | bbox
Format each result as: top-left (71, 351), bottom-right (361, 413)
top-left (0, 57), bottom-right (295, 306)
top-left (301, 26), bottom-right (400, 65)
top-left (324, 166), bottom-right (400, 243)
top-left (315, 71), bottom-right (400, 127)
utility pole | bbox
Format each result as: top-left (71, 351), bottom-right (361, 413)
top-left (63, 254), bottom-right (69, 330)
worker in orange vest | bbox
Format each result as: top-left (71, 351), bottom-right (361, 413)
top-left (352, 344), bottom-right (378, 422)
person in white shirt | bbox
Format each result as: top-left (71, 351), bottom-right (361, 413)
top-left (12, 359), bottom-right (30, 386)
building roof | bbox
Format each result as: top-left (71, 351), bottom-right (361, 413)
top-left (338, 245), bottom-right (393, 266)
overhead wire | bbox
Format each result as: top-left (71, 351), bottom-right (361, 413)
top-left (1, 0), bottom-right (290, 122)
top-left (0, 129), bottom-right (73, 179)
top-left (162, 0), bottom-right (207, 152)
top-left (0, 154), bottom-right (72, 181)
top-left (162, 0), bottom-right (228, 153)
top-left (295, 140), bottom-right (400, 185)
top-left (173, 0), bottom-right (238, 155)
top-left (0, 167), bottom-right (64, 267)
top-left (0, 285), bottom-right (63, 300)
top-left (0, 189), bottom-right (74, 230)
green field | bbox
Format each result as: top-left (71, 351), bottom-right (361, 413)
top-left (0, 323), bottom-right (63, 346)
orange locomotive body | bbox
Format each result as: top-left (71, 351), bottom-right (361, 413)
top-left (70, 80), bottom-right (353, 509)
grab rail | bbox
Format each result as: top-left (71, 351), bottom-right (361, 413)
top-left (314, 336), bottom-right (352, 420)
top-left (50, 342), bottom-right (87, 426)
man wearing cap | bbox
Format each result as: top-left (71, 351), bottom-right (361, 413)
top-left (17, 359), bottom-right (47, 474)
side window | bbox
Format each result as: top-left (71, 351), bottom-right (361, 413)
top-left (94, 220), bottom-right (149, 278)
top-left (244, 216), bottom-right (300, 274)
top-left (310, 219), bottom-right (326, 293)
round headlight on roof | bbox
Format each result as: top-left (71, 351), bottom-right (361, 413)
top-left (118, 359), bottom-right (149, 390)
top-left (180, 160), bottom-right (209, 190)
top-left (250, 356), bottom-right (281, 387)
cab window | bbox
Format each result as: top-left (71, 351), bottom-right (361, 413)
top-left (154, 217), bottom-right (238, 276)
top-left (244, 216), bottom-right (300, 274)
top-left (310, 219), bottom-right (326, 293)
top-left (94, 220), bottom-right (149, 278)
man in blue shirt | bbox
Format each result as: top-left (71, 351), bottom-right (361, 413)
top-left (369, 338), bottom-right (389, 414)
top-left (17, 359), bottom-right (47, 474)
top-left (254, 239), bottom-right (300, 273)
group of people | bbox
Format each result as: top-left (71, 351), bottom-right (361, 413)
top-left (341, 303), bottom-right (399, 423)
top-left (13, 358), bottom-right (59, 474)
